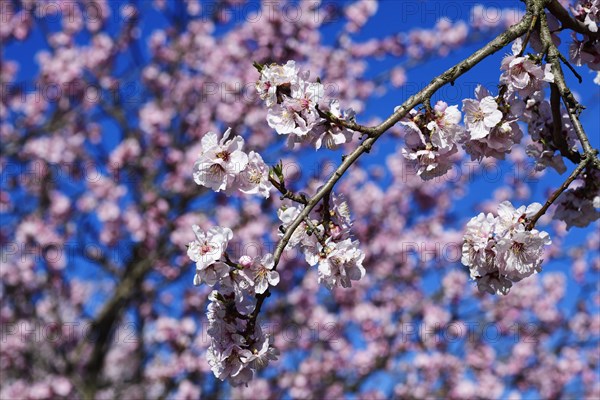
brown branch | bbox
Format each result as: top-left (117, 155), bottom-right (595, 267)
top-left (540, 11), bottom-right (600, 169)
top-left (272, 1), bottom-right (541, 268)
top-left (524, 11), bottom-right (600, 230)
top-left (268, 174), bottom-right (308, 204)
top-left (549, 83), bottom-right (581, 164)
top-left (244, 0), bottom-right (544, 339)
top-left (546, 0), bottom-right (600, 39)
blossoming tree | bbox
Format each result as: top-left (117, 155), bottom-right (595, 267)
top-left (1, 0), bottom-right (599, 398)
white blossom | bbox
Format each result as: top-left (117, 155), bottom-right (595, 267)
top-left (194, 262), bottom-right (229, 286)
top-left (462, 95), bottom-right (502, 140)
top-left (495, 227), bottom-right (551, 279)
top-left (317, 238), bottom-right (366, 289)
top-left (400, 110), bottom-right (458, 181)
top-left (461, 212), bottom-right (497, 279)
top-left (239, 332), bottom-right (279, 371)
top-left (193, 129), bottom-right (248, 192)
top-left (250, 253), bottom-right (280, 294)
top-left (426, 101), bottom-right (464, 149)
top-left (553, 174), bottom-right (600, 229)
top-left (461, 201), bottom-right (551, 295)
top-left (256, 60), bottom-right (301, 107)
top-left (237, 151), bottom-right (273, 198)
top-left (187, 225), bottom-right (233, 270)
top-left (499, 38), bottom-right (554, 97)
top-left (495, 201), bottom-right (542, 235)
top-left (312, 100), bottom-right (355, 150)
top-left (277, 205), bottom-right (311, 248)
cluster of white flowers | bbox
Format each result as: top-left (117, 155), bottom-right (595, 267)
top-left (500, 39), bottom-right (554, 98)
top-left (278, 193), bottom-right (365, 289)
top-left (193, 128), bottom-right (273, 197)
top-left (399, 101), bottom-right (463, 180)
top-left (553, 169), bottom-right (600, 229)
top-left (187, 226), bottom-right (280, 385)
top-left (523, 98), bottom-right (579, 174)
top-left (206, 291), bottom-right (278, 386)
top-left (399, 40), bottom-right (556, 178)
top-left (456, 38), bottom-right (558, 167)
top-left (572, 0), bottom-right (600, 33)
top-left (256, 61), bottom-right (356, 150)
top-left (461, 85), bottom-right (523, 161)
top-left (188, 225), bottom-right (232, 286)
top-left (462, 201), bottom-right (552, 295)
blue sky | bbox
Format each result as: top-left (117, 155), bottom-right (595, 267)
top-left (3, 1), bottom-right (599, 396)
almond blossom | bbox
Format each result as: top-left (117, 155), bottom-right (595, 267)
top-left (572, 0), bottom-right (600, 33)
top-left (259, 62), bottom-right (325, 140)
top-left (7, 0), bottom-right (600, 397)
top-left (462, 86), bottom-right (523, 160)
top-left (554, 170), bottom-right (600, 229)
top-left (461, 201), bottom-right (552, 295)
top-left (249, 253), bottom-right (280, 294)
top-left (277, 205), bottom-right (313, 248)
top-left (426, 101), bottom-right (464, 149)
top-left (461, 212), bottom-right (497, 279)
top-left (500, 38), bottom-right (554, 97)
top-left (400, 109), bottom-right (459, 180)
top-left (256, 61), bottom-right (301, 107)
top-left (239, 333), bottom-right (279, 371)
top-left (205, 291), bottom-right (278, 387)
top-left (495, 201), bottom-right (542, 234)
top-left (187, 225), bottom-right (233, 270)
top-left (317, 238), bottom-right (366, 289)
top-left (237, 151), bottom-right (273, 198)
top-left (193, 262), bottom-right (229, 287)
top-left (193, 129), bottom-right (248, 192)
top-left (311, 100), bottom-right (356, 150)
top-left (462, 90), bottom-right (503, 140)
top-left (495, 227), bottom-right (551, 279)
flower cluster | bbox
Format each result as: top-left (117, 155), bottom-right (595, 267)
top-left (523, 99), bottom-right (579, 174)
top-left (500, 39), bottom-right (554, 98)
top-left (569, 0), bottom-right (600, 72)
top-left (256, 61), bottom-right (356, 149)
top-left (206, 291), bottom-right (278, 386)
top-left (462, 201), bottom-right (552, 295)
top-left (461, 85), bottom-right (523, 161)
top-left (458, 38), bottom-right (553, 165)
top-left (553, 168), bottom-right (600, 229)
top-left (572, 0), bottom-right (600, 33)
top-left (399, 101), bottom-right (463, 180)
top-left (278, 193), bottom-right (366, 289)
top-left (187, 226), bottom-right (280, 385)
top-left (188, 225), bottom-right (232, 286)
top-left (193, 128), bottom-right (273, 197)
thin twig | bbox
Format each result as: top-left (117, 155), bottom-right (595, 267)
top-left (526, 156), bottom-right (593, 229)
top-left (518, 13), bottom-right (539, 56)
top-left (268, 174), bottom-right (308, 204)
top-left (303, 217), bottom-right (328, 248)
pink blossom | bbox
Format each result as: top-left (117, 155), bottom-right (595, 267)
top-left (193, 129), bottom-right (249, 192)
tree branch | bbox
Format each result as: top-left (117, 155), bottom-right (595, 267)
top-left (272, 1), bottom-right (539, 267)
top-left (268, 174), bottom-right (308, 204)
top-left (539, 11), bottom-right (600, 169)
top-left (245, 0), bottom-right (543, 338)
top-left (546, 0), bottom-right (600, 39)
top-left (526, 155), bottom-right (593, 229)
top-left (549, 83), bottom-right (581, 164)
